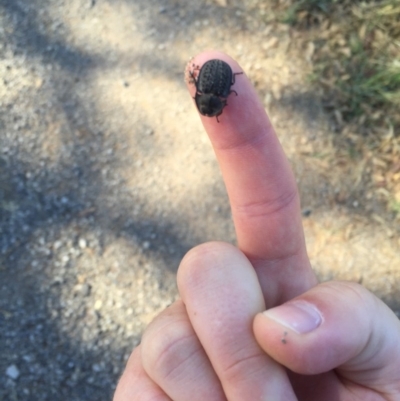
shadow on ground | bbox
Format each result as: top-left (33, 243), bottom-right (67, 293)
top-left (0, 1), bottom-right (208, 399)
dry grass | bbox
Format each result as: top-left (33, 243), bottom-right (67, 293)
top-left (272, 0), bottom-right (400, 219)
top-left (280, 0), bottom-right (400, 130)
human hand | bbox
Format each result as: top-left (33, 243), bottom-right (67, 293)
top-left (114, 51), bottom-right (400, 401)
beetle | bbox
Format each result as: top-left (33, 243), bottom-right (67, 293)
top-left (189, 59), bottom-right (243, 122)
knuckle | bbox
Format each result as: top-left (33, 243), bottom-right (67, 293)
top-left (233, 189), bottom-right (298, 221)
top-left (141, 308), bottom-right (199, 381)
top-left (323, 281), bottom-right (375, 309)
top-left (221, 351), bottom-right (267, 385)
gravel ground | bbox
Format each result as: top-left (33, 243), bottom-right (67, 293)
top-left (1, 1), bottom-right (399, 400)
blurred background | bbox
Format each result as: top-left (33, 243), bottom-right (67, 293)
top-left (0, 0), bottom-right (399, 399)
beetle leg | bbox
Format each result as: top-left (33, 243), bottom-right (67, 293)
top-left (188, 70), bottom-right (197, 85)
top-left (229, 89), bottom-right (238, 96)
top-left (215, 98), bottom-right (228, 122)
top-left (188, 64), bottom-right (201, 84)
top-left (232, 72), bottom-right (243, 85)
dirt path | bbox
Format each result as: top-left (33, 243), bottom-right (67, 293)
top-left (0, 0), bottom-right (399, 400)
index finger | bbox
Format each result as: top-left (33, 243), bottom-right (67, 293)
top-left (185, 51), bottom-right (317, 305)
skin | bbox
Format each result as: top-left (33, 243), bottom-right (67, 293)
top-left (114, 51), bottom-right (400, 401)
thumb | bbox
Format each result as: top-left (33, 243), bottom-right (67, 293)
top-left (253, 281), bottom-right (400, 395)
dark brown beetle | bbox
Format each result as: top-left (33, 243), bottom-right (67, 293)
top-left (189, 59), bottom-right (243, 122)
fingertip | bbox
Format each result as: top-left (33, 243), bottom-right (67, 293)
top-left (184, 51), bottom-right (263, 139)
top-left (184, 50), bottom-right (243, 95)
top-left (177, 241), bottom-right (246, 296)
top-left (253, 282), bottom-right (363, 374)
top-left (253, 281), bottom-right (400, 384)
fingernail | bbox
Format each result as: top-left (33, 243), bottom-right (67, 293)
top-left (263, 301), bottom-right (322, 334)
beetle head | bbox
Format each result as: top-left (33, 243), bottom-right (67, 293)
top-left (195, 94), bottom-right (226, 117)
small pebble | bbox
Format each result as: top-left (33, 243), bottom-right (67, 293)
top-left (92, 363), bottom-right (102, 372)
top-left (94, 300), bottom-right (102, 310)
top-left (78, 238), bottom-right (87, 249)
top-left (6, 364), bottom-right (20, 380)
